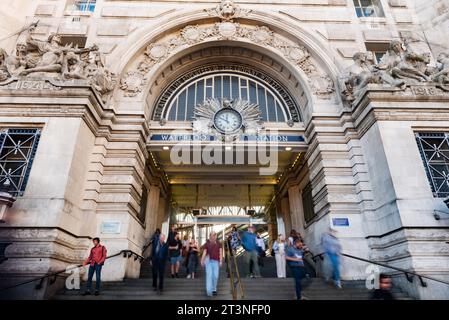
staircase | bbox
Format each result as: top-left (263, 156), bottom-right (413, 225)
top-left (52, 256), bottom-right (412, 300)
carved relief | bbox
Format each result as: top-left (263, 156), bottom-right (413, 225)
top-left (205, 0), bottom-right (252, 22)
top-left (120, 71), bottom-right (148, 97)
top-left (340, 40), bottom-right (449, 103)
top-left (0, 24), bottom-right (116, 103)
top-left (120, 22), bottom-right (335, 98)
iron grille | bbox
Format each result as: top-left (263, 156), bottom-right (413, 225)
top-left (0, 129), bottom-right (41, 197)
top-left (416, 132), bottom-right (449, 198)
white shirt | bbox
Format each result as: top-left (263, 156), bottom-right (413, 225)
top-left (256, 238), bottom-right (265, 251)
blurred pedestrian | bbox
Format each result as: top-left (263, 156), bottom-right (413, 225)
top-left (241, 226), bottom-right (261, 278)
top-left (201, 232), bottom-right (223, 297)
top-left (187, 239), bottom-right (199, 279)
top-left (321, 228), bottom-right (342, 288)
top-left (286, 238), bottom-right (307, 300)
top-left (371, 274), bottom-right (395, 300)
top-left (151, 233), bottom-right (168, 295)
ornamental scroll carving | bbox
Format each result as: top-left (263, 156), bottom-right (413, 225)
top-left (119, 0), bottom-right (335, 98)
top-left (340, 40), bottom-right (449, 103)
top-left (0, 24), bottom-right (116, 103)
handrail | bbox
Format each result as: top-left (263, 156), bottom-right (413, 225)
top-left (311, 252), bottom-right (449, 288)
top-left (0, 249), bottom-right (144, 292)
top-left (225, 240), bottom-right (244, 299)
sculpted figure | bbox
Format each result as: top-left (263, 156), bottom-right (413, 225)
top-left (340, 52), bottom-right (381, 101)
top-left (0, 49), bottom-right (10, 81)
top-left (62, 51), bottom-right (86, 80)
top-left (432, 52), bottom-right (449, 91)
top-left (376, 40), bottom-right (431, 84)
top-left (85, 51), bottom-right (116, 101)
top-left (4, 43), bottom-right (29, 77)
top-left (220, 0), bottom-right (236, 20)
top-left (18, 27), bottom-right (67, 76)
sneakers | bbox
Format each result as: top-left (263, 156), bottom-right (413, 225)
top-left (81, 291), bottom-right (91, 296)
top-left (212, 291), bottom-right (218, 296)
top-left (187, 274), bottom-right (191, 279)
top-left (335, 281), bottom-right (342, 289)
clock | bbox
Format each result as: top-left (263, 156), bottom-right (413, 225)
top-left (213, 108), bottom-right (243, 134)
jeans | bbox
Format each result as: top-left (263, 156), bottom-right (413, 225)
top-left (290, 266), bottom-right (306, 299)
top-left (244, 250), bottom-right (260, 276)
top-left (86, 263), bottom-right (102, 292)
top-left (152, 258), bottom-right (166, 290)
top-left (327, 253), bottom-right (340, 283)
top-left (205, 257), bottom-right (219, 296)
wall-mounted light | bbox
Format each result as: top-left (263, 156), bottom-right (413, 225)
top-left (162, 146), bottom-right (170, 150)
top-left (285, 147), bottom-right (292, 151)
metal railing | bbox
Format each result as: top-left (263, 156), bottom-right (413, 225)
top-left (311, 252), bottom-right (449, 288)
top-left (225, 241), bottom-right (244, 299)
top-left (0, 249), bottom-right (144, 292)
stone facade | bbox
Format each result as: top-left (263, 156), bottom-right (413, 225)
top-left (0, 0), bottom-right (448, 300)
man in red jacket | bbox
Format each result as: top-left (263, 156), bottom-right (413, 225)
top-left (82, 237), bottom-right (107, 296)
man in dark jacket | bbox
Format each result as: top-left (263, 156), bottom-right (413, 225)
top-left (151, 233), bottom-right (169, 295)
top-left (371, 274), bottom-right (395, 300)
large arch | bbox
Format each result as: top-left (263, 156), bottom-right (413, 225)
top-left (109, 7), bottom-right (345, 120)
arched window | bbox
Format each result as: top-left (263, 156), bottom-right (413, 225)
top-left (154, 65), bottom-right (301, 123)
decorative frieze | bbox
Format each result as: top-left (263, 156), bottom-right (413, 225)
top-left (117, 0), bottom-right (333, 99)
top-left (340, 40), bottom-right (449, 104)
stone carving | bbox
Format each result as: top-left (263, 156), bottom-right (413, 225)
top-left (120, 22), bottom-right (335, 98)
top-left (340, 52), bottom-right (382, 101)
top-left (340, 40), bottom-right (449, 102)
top-left (433, 52), bottom-right (449, 91)
top-left (0, 25), bottom-right (116, 103)
top-left (120, 71), bottom-right (148, 97)
top-left (193, 97), bottom-right (263, 140)
top-left (205, 0), bottom-right (251, 22)
top-left (0, 48), bottom-right (9, 82)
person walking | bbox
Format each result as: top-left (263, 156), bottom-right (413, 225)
top-left (240, 226), bottom-right (261, 278)
top-left (187, 239), bottom-right (199, 279)
top-left (371, 274), bottom-right (395, 300)
top-left (151, 233), bottom-right (168, 295)
top-left (273, 234), bottom-right (287, 278)
top-left (321, 228), bottom-right (342, 288)
top-left (256, 232), bottom-right (266, 268)
top-left (82, 237), bottom-right (107, 296)
top-left (201, 232), bottom-right (223, 297)
top-left (286, 238), bottom-right (307, 300)
top-left (182, 234), bottom-right (190, 275)
top-left (229, 226), bottom-right (240, 253)
top-left (168, 232), bottom-right (182, 278)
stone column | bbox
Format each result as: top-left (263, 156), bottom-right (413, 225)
top-left (144, 185), bottom-right (160, 238)
top-left (280, 196), bottom-right (291, 236)
top-left (288, 185), bottom-right (305, 234)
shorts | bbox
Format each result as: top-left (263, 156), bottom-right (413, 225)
top-left (170, 255), bottom-right (182, 265)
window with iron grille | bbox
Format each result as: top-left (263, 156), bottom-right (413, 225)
top-left (353, 0), bottom-right (385, 18)
top-left (302, 182), bottom-right (316, 223)
top-left (0, 129), bottom-right (41, 197)
top-left (416, 132), bottom-right (449, 198)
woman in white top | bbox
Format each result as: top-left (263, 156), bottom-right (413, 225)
top-left (272, 234), bottom-right (287, 278)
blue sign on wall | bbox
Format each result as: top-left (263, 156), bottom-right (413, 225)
top-left (149, 134), bottom-right (305, 142)
top-left (332, 218), bottom-right (349, 227)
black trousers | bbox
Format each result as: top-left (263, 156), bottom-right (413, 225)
top-left (152, 258), bottom-right (166, 290)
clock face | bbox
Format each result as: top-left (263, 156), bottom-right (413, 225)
top-left (213, 108), bottom-right (243, 134)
